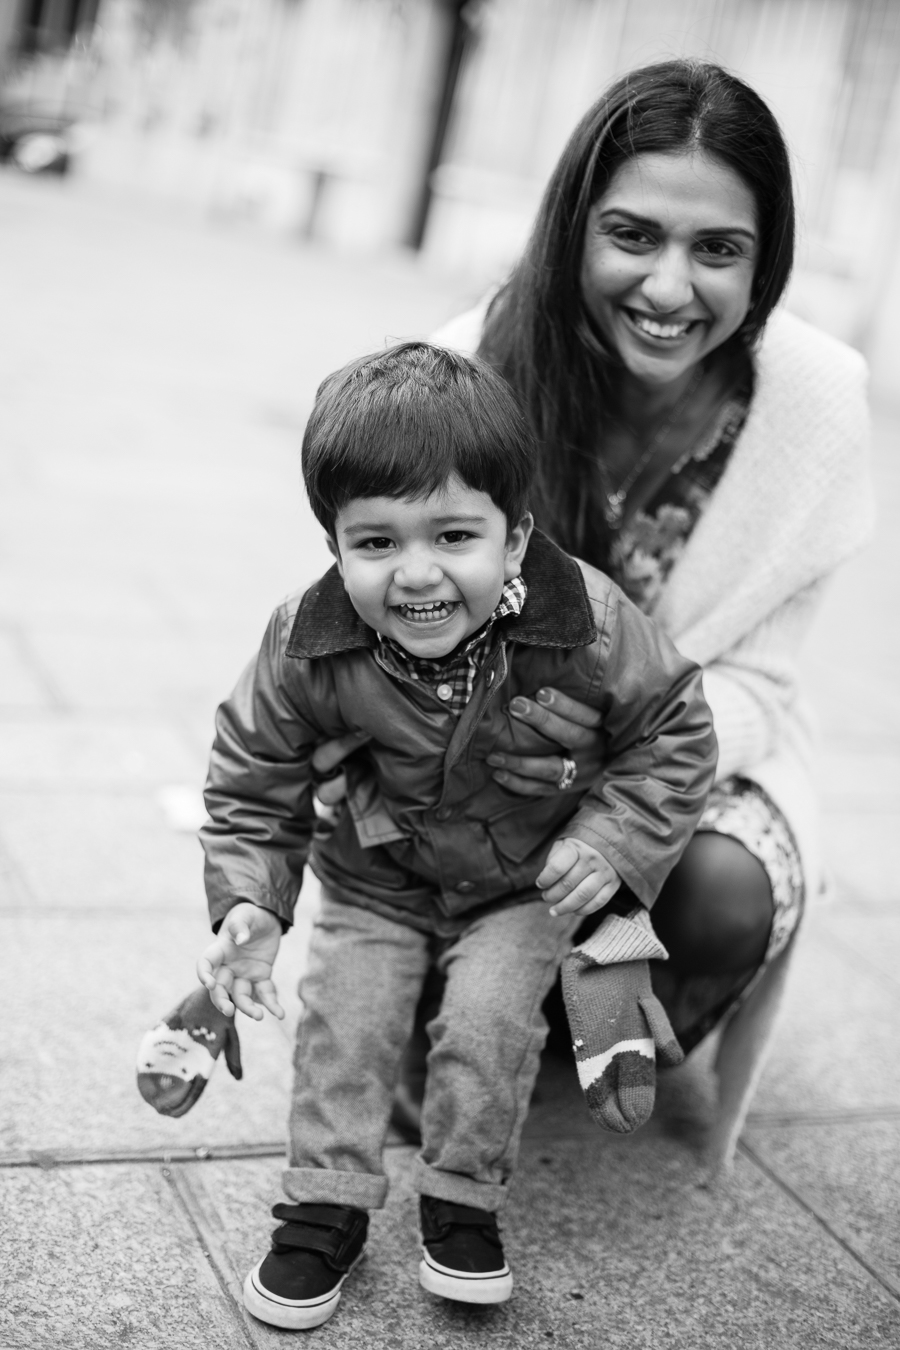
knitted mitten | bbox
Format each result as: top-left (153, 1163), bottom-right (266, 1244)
top-left (561, 907), bottom-right (683, 1133)
top-left (136, 986), bottom-right (242, 1118)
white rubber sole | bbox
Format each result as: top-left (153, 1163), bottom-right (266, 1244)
top-left (242, 1249), bottom-right (365, 1330)
top-left (418, 1250), bottom-right (513, 1305)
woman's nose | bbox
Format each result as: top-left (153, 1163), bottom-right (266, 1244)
top-left (394, 550), bottom-right (443, 590)
top-left (641, 246), bottom-right (693, 312)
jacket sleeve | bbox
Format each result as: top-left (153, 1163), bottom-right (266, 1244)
top-left (200, 605), bottom-right (326, 932)
top-left (563, 589), bottom-right (718, 907)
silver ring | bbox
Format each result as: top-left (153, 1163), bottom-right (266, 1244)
top-left (557, 757), bottom-right (577, 791)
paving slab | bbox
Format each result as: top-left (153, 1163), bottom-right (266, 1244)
top-left (0, 628), bottom-right (55, 709)
top-left (743, 1119), bottom-right (900, 1296)
top-left (816, 747), bottom-right (900, 810)
top-left (752, 910), bottom-right (900, 1115)
top-left (177, 1138), bottom-right (900, 1349)
top-left (0, 790), bottom-right (206, 909)
top-left (0, 904), bottom-right (314, 1157)
top-left (815, 903), bottom-right (900, 991)
top-left (0, 1164), bottom-right (247, 1350)
top-left (0, 716), bottom-right (203, 789)
top-left (21, 626), bottom-right (249, 716)
top-left (817, 811), bottom-right (900, 904)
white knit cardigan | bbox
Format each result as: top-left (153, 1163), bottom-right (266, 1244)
top-left (431, 305), bottom-right (875, 897)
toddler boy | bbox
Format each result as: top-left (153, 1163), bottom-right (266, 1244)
top-left (197, 343), bottom-right (716, 1329)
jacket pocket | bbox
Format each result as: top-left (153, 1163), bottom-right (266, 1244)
top-left (484, 794), bottom-right (583, 865)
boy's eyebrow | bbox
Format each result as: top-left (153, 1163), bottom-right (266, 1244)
top-left (598, 206), bottom-right (757, 242)
top-left (341, 513), bottom-right (490, 536)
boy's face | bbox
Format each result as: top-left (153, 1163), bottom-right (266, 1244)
top-left (330, 474), bottom-right (533, 659)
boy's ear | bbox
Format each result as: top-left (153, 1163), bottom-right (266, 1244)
top-left (326, 534), bottom-right (344, 578)
top-left (503, 511), bottom-right (534, 581)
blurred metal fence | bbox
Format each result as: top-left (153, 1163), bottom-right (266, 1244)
top-left (2, 0), bottom-right (899, 391)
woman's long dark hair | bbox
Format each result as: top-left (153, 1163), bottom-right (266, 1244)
top-left (478, 59), bottom-right (795, 570)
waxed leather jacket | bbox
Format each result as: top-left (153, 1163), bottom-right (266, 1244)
top-left (201, 531), bottom-right (717, 935)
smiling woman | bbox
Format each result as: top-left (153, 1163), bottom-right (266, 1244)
top-left (425, 58), bottom-right (874, 1063)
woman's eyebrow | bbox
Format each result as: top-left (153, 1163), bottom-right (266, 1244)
top-left (598, 206), bottom-right (756, 242)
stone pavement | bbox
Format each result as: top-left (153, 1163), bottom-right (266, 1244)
top-left (1, 170), bottom-right (899, 1350)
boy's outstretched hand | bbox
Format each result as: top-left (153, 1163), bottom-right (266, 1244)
top-left (537, 838), bottom-right (621, 917)
top-left (197, 901), bottom-right (285, 1021)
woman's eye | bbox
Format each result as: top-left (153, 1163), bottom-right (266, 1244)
top-left (696, 238), bottom-right (741, 261)
top-left (611, 227), bottom-right (655, 250)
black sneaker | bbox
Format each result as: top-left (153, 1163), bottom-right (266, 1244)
top-left (418, 1196), bottom-right (513, 1304)
top-left (243, 1203), bottom-right (368, 1330)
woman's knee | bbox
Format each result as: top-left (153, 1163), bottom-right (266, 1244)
top-left (652, 833), bottom-right (774, 974)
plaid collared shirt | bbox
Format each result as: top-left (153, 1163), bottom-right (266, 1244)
top-left (375, 576), bottom-right (526, 716)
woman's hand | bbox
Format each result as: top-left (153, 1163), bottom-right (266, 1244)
top-left (311, 730), bottom-right (371, 806)
top-left (487, 688), bottom-right (604, 796)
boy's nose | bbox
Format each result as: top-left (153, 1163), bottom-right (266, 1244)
top-left (393, 551), bottom-right (443, 590)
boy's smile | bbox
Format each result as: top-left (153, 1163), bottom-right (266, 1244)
top-left (330, 474), bottom-right (532, 660)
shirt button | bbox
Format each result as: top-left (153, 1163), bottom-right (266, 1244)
top-left (435, 807), bottom-right (453, 822)
top-left (455, 880), bottom-right (474, 894)
top-left (436, 683), bottom-right (453, 701)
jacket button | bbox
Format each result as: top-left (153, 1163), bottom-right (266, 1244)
top-left (455, 880), bottom-right (474, 894)
top-left (436, 683), bottom-right (453, 701)
top-left (435, 807), bottom-right (453, 822)
top-left (485, 670), bottom-right (495, 687)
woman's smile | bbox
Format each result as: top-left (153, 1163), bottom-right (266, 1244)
top-left (621, 307), bottom-right (703, 344)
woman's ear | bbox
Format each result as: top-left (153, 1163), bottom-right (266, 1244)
top-left (504, 511), bottom-right (534, 580)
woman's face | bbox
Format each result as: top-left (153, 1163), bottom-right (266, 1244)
top-left (580, 150), bottom-right (759, 390)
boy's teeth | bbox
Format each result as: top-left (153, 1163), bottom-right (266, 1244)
top-left (632, 314), bottom-right (691, 338)
top-left (398, 601), bottom-right (454, 622)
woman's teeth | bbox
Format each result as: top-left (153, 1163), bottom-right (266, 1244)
top-left (629, 312), bottom-right (693, 339)
top-left (397, 601), bottom-right (457, 623)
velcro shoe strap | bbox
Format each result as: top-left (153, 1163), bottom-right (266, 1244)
top-left (272, 1203), bottom-right (359, 1231)
top-left (272, 1223), bottom-right (350, 1265)
top-left (423, 1200), bottom-right (497, 1239)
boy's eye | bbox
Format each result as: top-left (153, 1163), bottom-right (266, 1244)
top-left (440, 530), bottom-right (473, 545)
top-left (357, 536), bottom-right (395, 552)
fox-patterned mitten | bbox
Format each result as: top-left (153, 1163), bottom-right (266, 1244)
top-left (136, 986), bottom-right (242, 1118)
top-left (561, 906), bottom-right (684, 1133)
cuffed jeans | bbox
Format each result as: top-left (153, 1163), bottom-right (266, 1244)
top-left (283, 892), bottom-right (579, 1213)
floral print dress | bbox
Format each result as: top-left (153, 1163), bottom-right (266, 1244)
top-left (608, 387), bottom-right (804, 1003)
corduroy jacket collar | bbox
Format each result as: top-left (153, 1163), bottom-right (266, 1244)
top-left (286, 529), bottom-right (596, 660)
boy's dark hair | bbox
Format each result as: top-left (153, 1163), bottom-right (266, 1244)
top-left (302, 342), bottom-right (535, 536)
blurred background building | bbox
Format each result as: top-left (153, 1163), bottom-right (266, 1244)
top-left (2, 0), bottom-right (899, 395)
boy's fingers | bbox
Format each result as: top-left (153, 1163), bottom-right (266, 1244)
top-left (207, 981), bottom-right (236, 1017)
top-left (231, 978), bottom-right (264, 1021)
top-left (536, 839), bottom-right (580, 890)
top-left (255, 979), bottom-right (285, 1021)
top-left (542, 863), bottom-right (595, 906)
top-left (550, 878), bottom-right (620, 918)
